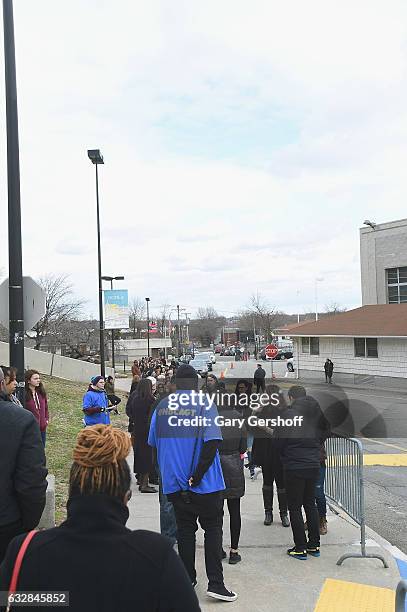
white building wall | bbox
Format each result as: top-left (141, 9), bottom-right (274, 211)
top-left (293, 337), bottom-right (407, 379)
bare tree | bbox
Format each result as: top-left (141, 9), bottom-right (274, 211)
top-left (128, 297), bottom-right (146, 339)
top-left (157, 303), bottom-right (171, 336)
top-left (324, 302), bottom-right (347, 316)
top-left (241, 293), bottom-right (285, 343)
top-left (190, 307), bottom-right (226, 347)
top-left (31, 274), bottom-right (85, 350)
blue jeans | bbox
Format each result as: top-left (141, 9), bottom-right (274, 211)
top-left (41, 431), bottom-right (46, 447)
top-left (159, 476), bottom-right (177, 544)
top-left (315, 465), bottom-right (326, 518)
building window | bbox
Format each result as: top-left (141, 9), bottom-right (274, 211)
top-left (301, 337), bottom-right (319, 355)
top-left (387, 267), bottom-right (407, 303)
top-left (310, 337), bottom-right (320, 355)
top-left (354, 338), bottom-right (378, 358)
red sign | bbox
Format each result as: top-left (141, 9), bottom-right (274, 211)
top-left (265, 344), bottom-right (279, 359)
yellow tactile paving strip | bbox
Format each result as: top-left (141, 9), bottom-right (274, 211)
top-left (363, 453), bottom-right (407, 467)
top-left (314, 579), bottom-right (394, 611)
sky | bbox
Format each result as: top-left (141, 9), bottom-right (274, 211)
top-left (1, 0), bottom-right (407, 320)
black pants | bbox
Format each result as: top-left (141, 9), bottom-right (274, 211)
top-left (170, 491), bottom-right (224, 588)
top-left (262, 450), bottom-right (284, 489)
top-left (285, 468), bottom-right (320, 551)
top-left (0, 520), bottom-right (23, 565)
top-left (107, 394), bottom-right (121, 407)
top-left (255, 380), bottom-right (265, 392)
top-left (224, 498), bottom-right (241, 550)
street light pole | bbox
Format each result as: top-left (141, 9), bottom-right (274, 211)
top-left (3, 0), bottom-right (25, 402)
top-left (315, 277), bottom-right (324, 322)
top-left (88, 149), bottom-right (105, 377)
top-left (145, 297), bottom-right (150, 358)
top-left (177, 304), bottom-right (180, 357)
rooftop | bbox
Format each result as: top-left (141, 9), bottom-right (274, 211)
top-left (285, 305), bottom-right (407, 338)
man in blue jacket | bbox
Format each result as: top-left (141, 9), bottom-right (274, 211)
top-left (82, 376), bottom-right (110, 426)
top-left (149, 365), bottom-right (237, 603)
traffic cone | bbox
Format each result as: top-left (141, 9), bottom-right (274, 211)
top-left (220, 370), bottom-right (225, 379)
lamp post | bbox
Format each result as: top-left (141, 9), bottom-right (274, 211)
top-left (3, 0), bottom-right (25, 402)
top-left (315, 277), bottom-right (324, 321)
top-left (87, 148), bottom-right (105, 377)
top-left (101, 275), bottom-right (124, 372)
top-left (145, 297), bottom-right (150, 358)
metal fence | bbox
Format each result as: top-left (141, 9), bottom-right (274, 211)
top-left (325, 436), bottom-right (388, 567)
top-left (395, 580), bottom-right (407, 612)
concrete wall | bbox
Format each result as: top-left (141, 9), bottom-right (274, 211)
top-left (293, 336), bottom-right (407, 385)
top-left (0, 342), bottom-right (113, 383)
top-left (116, 338), bottom-right (172, 360)
top-left (360, 218), bottom-right (407, 305)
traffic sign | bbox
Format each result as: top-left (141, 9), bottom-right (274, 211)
top-left (0, 276), bottom-right (46, 331)
top-left (265, 343), bottom-right (279, 359)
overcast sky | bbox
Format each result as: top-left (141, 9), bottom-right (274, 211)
top-left (1, 0), bottom-right (407, 319)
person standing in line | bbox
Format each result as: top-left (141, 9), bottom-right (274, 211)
top-left (25, 370), bottom-right (49, 446)
top-left (0, 368), bottom-right (47, 564)
top-left (131, 360), bottom-right (141, 377)
top-left (126, 378), bottom-right (157, 493)
top-left (104, 376), bottom-right (121, 414)
top-left (275, 385), bottom-right (329, 560)
top-left (82, 376), bottom-right (110, 427)
top-left (0, 366), bottom-right (22, 407)
top-left (0, 424), bottom-right (200, 612)
top-left (253, 364), bottom-right (266, 393)
top-left (149, 365), bottom-right (237, 602)
top-left (235, 379), bottom-right (256, 479)
top-left (315, 441), bottom-right (328, 535)
top-left (324, 359), bottom-right (334, 384)
top-left (252, 385), bottom-right (290, 528)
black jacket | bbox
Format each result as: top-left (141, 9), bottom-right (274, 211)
top-left (0, 393), bottom-right (47, 529)
top-left (219, 408), bottom-right (247, 499)
top-left (274, 396), bottom-right (330, 471)
top-left (0, 494), bottom-right (200, 612)
top-left (253, 367), bottom-right (266, 380)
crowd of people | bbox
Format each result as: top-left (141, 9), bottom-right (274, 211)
top-left (0, 354), bottom-right (331, 609)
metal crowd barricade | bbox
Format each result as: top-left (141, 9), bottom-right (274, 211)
top-left (325, 436), bottom-right (388, 567)
top-left (395, 580), bottom-right (407, 612)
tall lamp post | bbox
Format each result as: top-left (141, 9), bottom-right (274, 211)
top-left (145, 297), bottom-right (150, 358)
top-left (87, 148), bottom-right (105, 377)
top-left (101, 275), bottom-right (124, 372)
top-left (3, 0), bottom-right (25, 402)
top-left (315, 277), bottom-right (324, 321)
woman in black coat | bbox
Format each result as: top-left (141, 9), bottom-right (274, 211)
top-left (252, 384), bottom-right (290, 528)
top-left (205, 375), bottom-right (247, 565)
top-left (126, 378), bottom-right (157, 493)
top-left (0, 425), bottom-right (200, 612)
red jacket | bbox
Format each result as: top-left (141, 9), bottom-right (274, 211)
top-left (25, 392), bottom-right (49, 432)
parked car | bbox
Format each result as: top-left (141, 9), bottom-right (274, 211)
top-left (214, 344), bottom-right (223, 354)
top-left (274, 349), bottom-right (293, 360)
top-left (199, 351), bottom-right (216, 364)
top-left (286, 358), bottom-right (295, 372)
top-left (189, 358), bottom-right (209, 377)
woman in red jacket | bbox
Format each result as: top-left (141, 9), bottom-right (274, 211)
top-left (25, 369), bottom-right (49, 446)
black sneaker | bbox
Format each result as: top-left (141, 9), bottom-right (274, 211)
top-left (207, 585), bottom-right (238, 602)
top-left (287, 546), bottom-right (307, 560)
top-left (307, 545), bottom-right (320, 558)
top-left (229, 552), bottom-right (241, 565)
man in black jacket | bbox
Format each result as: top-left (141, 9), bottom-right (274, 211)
top-left (0, 367), bottom-right (47, 563)
top-left (275, 385), bottom-right (329, 560)
top-left (253, 364), bottom-right (266, 392)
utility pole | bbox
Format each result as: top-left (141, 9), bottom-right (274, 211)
top-left (145, 297), bottom-right (150, 358)
top-left (177, 304), bottom-right (181, 357)
top-left (3, 0), bottom-right (25, 403)
top-left (185, 312), bottom-right (190, 346)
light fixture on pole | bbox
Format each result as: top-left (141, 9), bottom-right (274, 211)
top-left (363, 220), bottom-right (376, 230)
top-left (101, 275), bottom-right (124, 372)
top-left (315, 277), bottom-right (324, 321)
top-left (145, 298), bottom-right (150, 357)
top-left (87, 148), bottom-right (106, 376)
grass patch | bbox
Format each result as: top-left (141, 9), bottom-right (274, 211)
top-left (43, 375), bottom-right (129, 523)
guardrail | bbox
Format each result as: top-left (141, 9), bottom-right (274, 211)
top-left (395, 579), bottom-right (407, 612)
top-left (325, 436), bottom-right (388, 567)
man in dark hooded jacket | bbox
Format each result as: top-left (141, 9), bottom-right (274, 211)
top-left (274, 385), bottom-right (329, 560)
top-left (0, 368), bottom-right (47, 563)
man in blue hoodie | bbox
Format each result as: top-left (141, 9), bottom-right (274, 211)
top-left (82, 376), bottom-right (110, 426)
top-left (148, 364), bottom-right (237, 603)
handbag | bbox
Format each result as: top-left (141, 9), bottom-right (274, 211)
top-left (6, 530), bottom-right (37, 612)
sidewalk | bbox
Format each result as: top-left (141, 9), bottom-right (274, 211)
top-left (126, 467), bottom-right (401, 611)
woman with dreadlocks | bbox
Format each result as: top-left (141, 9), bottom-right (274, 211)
top-left (0, 424), bottom-right (200, 612)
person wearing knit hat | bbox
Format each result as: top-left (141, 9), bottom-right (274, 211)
top-left (0, 425), bottom-right (200, 611)
top-left (175, 364), bottom-right (199, 391)
top-left (82, 375), bottom-right (110, 427)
